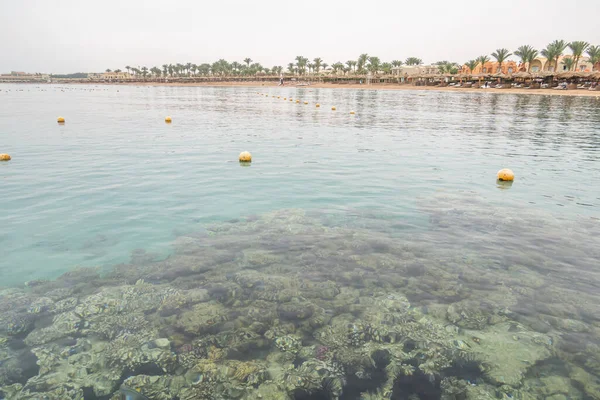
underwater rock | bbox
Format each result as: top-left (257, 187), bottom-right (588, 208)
top-left (26, 297), bottom-right (55, 315)
top-left (274, 335), bottom-right (303, 353)
top-left (175, 302), bottom-right (230, 335)
top-left (277, 302), bottom-right (315, 321)
top-left (24, 311), bottom-right (83, 346)
top-left (446, 300), bottom-right (509, 330)
top-left (245, 382), bottom-right (292, 400)
top-left (119, 374), bottom-right (189, 400)
top-left (569, 364), bottom-right (600, 400)
top-left (158, 288), bottom-right (209, 317)
top-left (154, 338), bottom-right (170, 349)
top-left (460, 322), bottom-right (553, 387)
top-left (2, 313), bottom-right (35, 337)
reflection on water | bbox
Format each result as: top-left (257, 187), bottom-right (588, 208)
top-left (1, 195), bottom-right (600, 399)
top-left (1, 85), bottom-right (600, 398)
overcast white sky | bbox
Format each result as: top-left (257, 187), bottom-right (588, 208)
top-left (1, 0), bottom-right (599, 74)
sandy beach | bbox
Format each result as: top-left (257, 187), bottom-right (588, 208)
top-left (47, 80), bottom-right (600, 97)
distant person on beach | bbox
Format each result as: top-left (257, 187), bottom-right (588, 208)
top-left (279, 78), bottom-right (284, 86)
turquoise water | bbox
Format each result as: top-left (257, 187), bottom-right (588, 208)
top-left (1, 84), bottom-right (600, 399)
top-left (1, 84), bottom-right (598, 284)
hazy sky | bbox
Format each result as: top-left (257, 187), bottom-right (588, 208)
top-left (1, 0), bottom-right (599, 74)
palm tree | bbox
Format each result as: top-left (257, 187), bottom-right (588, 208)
top-left (185, 62), bottom-right (192, 76)
top-left (367, 56), bottom-right (381, 74)
top-left (331, 62), bottom-right (343, 74)
top-left (548, 40), bottom-right (569, 72)
top-left (125, 66), bottom-right (131, 75)
top-left (287, 63), bottom-right (295, 74)
top-left (514, 45), bottom-right (538, 72)
top-left (244, 58), bottom-right (252, 68)
top-left (322, 63), bottom-right (329, 71)
top-left (381, 62), bottom-right (392, 75)
top-left (162, 64), bottom-right (168, 77)
top-left (141, 66), bottom-right (148, 79)
top-left (295, 56), bottom-right (308, 75)
top-left (191, 64), bottom-right (198, 76)
top-left (491, 48), bottom-right (512, 73)
top-left (105, 69), bottom-right (112, 73)
top-left (357, 54), bottom-right (369, 74)
top-left (465, 60), bottom-right (478, 74)
top-left (476, 55), bottom-right (490, 73)
top-left (561, 57), bottom-right (574, 71)
top-left (587, 45), bottom-right (600, 71)
top-left (540, 45), bottom-right (558, 71)
top-left (313, 58), bottom-right (323, 73)
top-left (436, 61), bottom-right (458, 74)
top-left (114, 69), bottom-right (122, 73)
top-left (168, 64), bottom-right (174, 77)
top-left (405, 57), bottom-right (423, 66)
top-left (569, 41), bottom-right (590, 71)
top-left (346, 60), bottom-right (357, 74)
top-left (198, 64), bottom-right (210, 76)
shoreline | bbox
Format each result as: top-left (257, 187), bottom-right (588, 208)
top-left (3, 80), bottom-right (600, 97)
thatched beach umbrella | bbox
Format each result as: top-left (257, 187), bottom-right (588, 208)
top-left (513, 71), bottom-right (531, 79)
top-left (533, 71), bottom-right (555, 79)
top-left (557, 72), bottom-right (576, 79)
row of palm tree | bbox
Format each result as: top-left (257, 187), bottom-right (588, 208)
top-left (108, 56), bottom-right (424, 78)
top-left (107, 41), bottom-right (598, 79)
top-left (461, 40), bottom-right (600, 76)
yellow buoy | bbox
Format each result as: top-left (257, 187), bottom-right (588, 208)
top-left (239, 151), bottom-right (252, 163)
top-left (296, 100), bottom-right (300, 103)
top-left (331, 106), bottom-right (337, 111)
top-left (284, 98), bottom-right (287, 100)
top-left (316, 103), bottom-right (320, 108)
top-left (350, 111), bottom-right (355, 114)
top-left (165, 116), bottom-right (172, 123)
top-left (57, 117), bottom-right (65, 123)
top-left (0, 154), bottom-right (11, 161)
top-left (497, 168), bottom-right (514, 181)
top-left (304, 101), bottom-right (308, 104)
top-left (277, 96), bottom-right (280, 99)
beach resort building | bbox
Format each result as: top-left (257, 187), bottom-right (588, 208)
top-left (460, 56), bottom-right (596, 75)
top-left (522, 56), bottom-right (595, 72)
top-left (0, 72), bottom-right (50, 82)
top-left (88, 71), bottom-right (132, 80)
top-left (392, 65), bottom-right (439, 77)
top-left (459, 60), bottom-right (520, 75)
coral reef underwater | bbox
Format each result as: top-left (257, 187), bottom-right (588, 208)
top-left (1, 194), bottom-right (600, 399)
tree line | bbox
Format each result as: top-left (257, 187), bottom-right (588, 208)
top-left (105, 40), bottom-right (599, 78)
top-left (105, 56), bottom-right (424, 78)
top-left (461, 40), bottom-right (599, 75)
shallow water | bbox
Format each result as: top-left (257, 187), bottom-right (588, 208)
top-left (0, 84), bottom-right (600, 399)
